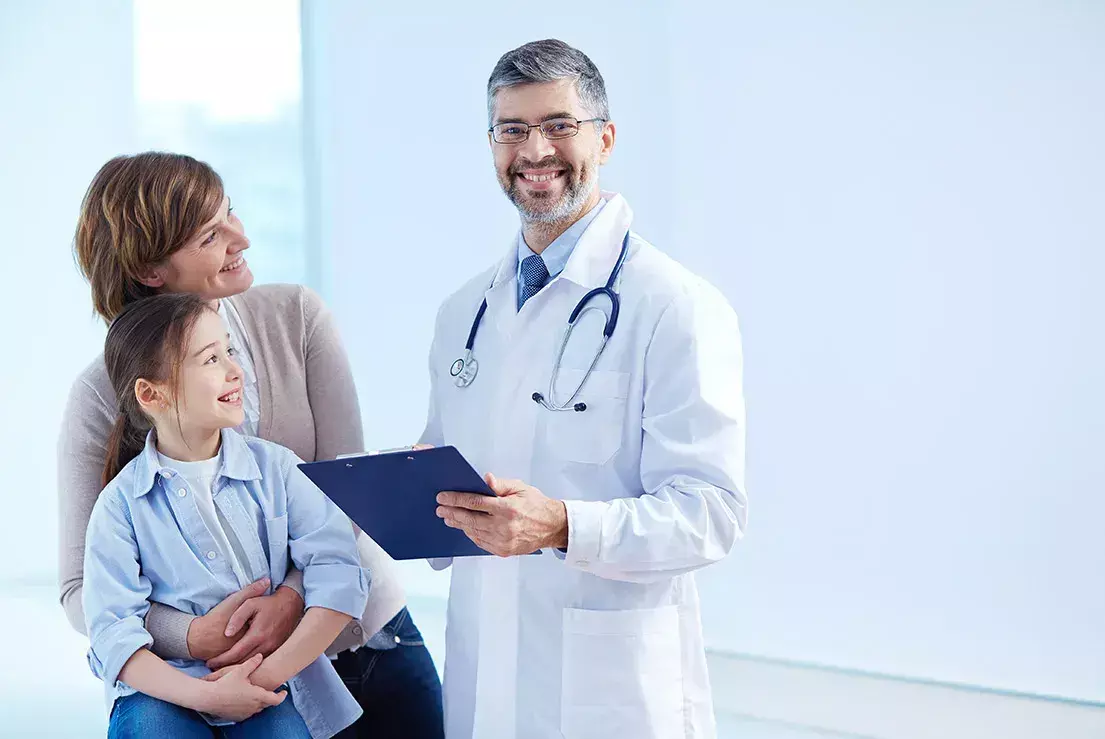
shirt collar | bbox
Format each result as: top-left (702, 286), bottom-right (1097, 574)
top-left (130, 428), bottom-right (263, 497)
top-left (556, 191), bottom-right (635, 289)
top-left (516, 198), bottom-right (606, 280)
top-left (490, 191), bottom-right (634, 293)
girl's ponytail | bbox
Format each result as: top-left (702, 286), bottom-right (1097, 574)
top-left (102, 412), bottom-right (148, 487)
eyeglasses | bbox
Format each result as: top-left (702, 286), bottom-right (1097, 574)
top-left (489, 117), bottom-right (604, 144)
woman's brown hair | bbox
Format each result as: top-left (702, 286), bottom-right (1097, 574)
top-left (74, 152), bottom-right (225, 322)
top-left (102, 292), bottom-right (215, 486)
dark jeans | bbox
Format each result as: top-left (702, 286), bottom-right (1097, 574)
top-left (108, 691), bottom-right (310, 738)
top-left (332, 607), bottom-right (444, 739)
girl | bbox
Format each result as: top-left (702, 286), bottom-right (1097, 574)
top-left (83, 292), bottom-right (367, 739)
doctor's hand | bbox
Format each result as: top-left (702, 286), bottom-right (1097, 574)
top-left (436, 473), bottom-right (569, 557)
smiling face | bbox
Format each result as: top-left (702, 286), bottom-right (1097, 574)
top-left (143, 196), bottom-right (254, 300)
top-left (173, 308), bottom-right (245, 432)
top-left (137, 308), bottom-right (245, 439)
top-left (490, 79), bottom-right (615, 225)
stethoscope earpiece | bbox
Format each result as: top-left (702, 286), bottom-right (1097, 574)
top-left (532, 392), bottom-right (589, 413)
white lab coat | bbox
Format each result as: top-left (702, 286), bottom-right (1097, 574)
top-left (419, 192), bottom-right (746, 739)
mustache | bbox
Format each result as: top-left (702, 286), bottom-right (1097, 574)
top-left (509, 157), bottom-right (572, 175)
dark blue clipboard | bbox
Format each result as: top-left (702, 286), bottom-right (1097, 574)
top-left (298, 446), bottom-right (495, 560)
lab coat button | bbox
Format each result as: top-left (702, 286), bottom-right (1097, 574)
top-left (177, 489), bottom-right (187, 497)
top-left (206, 551), bottom-right (217, 560)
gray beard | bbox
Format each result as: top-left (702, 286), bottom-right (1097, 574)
top-left (507, 160), bottom-right (598, 226)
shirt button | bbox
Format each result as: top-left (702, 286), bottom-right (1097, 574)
top-left (206, 551), bottom-right (217, 560)
top-left (352, 626), bottom-right (362, 636)
top-left (177, 489), bottom-right (187, 497)
top-left (394, 635), bottom-right (402, 644)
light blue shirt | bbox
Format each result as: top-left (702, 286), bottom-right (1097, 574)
top-left (83, 429), bottom-right (369, 738)
top-left (516, 199), bottom-right (605, 310)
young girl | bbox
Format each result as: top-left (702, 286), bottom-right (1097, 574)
top-left (83, 293), bottom-right (368, 739)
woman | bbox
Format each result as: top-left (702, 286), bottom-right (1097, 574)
top-left (59, 152), bottom-right (443, 738)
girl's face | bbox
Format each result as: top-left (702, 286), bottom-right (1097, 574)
top-left (147, 309), bottom-right (245, 434)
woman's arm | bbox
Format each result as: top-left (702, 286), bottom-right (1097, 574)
top-left (57, 374), bottom-right (115, 635)
top-left (300, 286), bottom-right (365, 461)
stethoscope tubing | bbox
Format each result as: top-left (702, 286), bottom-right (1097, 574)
top-left (450, 232), bottom-right (631, 408)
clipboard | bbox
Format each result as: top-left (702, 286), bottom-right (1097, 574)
top-left (298, 445), bottom-right (495, 560)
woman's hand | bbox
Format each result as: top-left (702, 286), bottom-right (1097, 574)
top-left (199, 654), bottom-right (287, 722)
top-left (204, 585), bottom-right (305, 670)
top-left (187, 578), bottom-right (270, 661)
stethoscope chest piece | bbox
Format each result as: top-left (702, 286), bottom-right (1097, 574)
top-left (451, 352), bottom-right (479, 387)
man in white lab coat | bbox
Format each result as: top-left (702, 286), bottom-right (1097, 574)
top-left (421, 39), bottom-right (747, 739)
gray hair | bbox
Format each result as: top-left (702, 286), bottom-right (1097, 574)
top-left (487, 39), bottom-right (610, 126)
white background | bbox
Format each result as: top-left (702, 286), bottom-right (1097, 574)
top-left (304, 0), bottom-right (1105, 703)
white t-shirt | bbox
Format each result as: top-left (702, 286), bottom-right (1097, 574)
top-left (157, 451), bottom-right (252, 587)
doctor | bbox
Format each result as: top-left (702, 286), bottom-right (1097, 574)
top-left (421, 39), bottom-right (746, 739)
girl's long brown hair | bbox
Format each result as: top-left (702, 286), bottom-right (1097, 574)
top-left (102, 293), bottom-right (215, 486)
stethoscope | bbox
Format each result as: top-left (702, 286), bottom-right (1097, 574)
top-left (450, 232), bottom-right (630, 412)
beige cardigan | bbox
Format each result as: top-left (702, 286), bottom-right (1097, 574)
top-left (57, 284), bottom-right (405, 659)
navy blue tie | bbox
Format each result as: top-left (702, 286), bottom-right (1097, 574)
top-left (519, 254), bottom-right (550, 308)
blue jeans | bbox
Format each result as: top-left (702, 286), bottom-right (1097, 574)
top-left (108, 690), bottom-right (310, 738)
top-left (332, 607), bottom-right (444, 738)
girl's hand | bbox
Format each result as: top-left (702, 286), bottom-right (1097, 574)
top-left (200, 664), bottom-right (238, 682)
top-left (200, 654), bottom-right (286, 722)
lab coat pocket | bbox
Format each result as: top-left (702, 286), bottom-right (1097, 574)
top-left (265, 515), bottom-right (289, 585)
top-left (545, 369), bottom-right (629, 465)
top-left (561, 605), bottom-right (684, 739)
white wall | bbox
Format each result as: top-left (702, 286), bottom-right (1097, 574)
top-left (304, 0), bottom-right (1105, 704)
top-left (0, 0), bottom-right (135, 584)
top-left (0, 2), bottom-right (135, 734)
top-left (674, 1), bottom-right (1105, 704)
